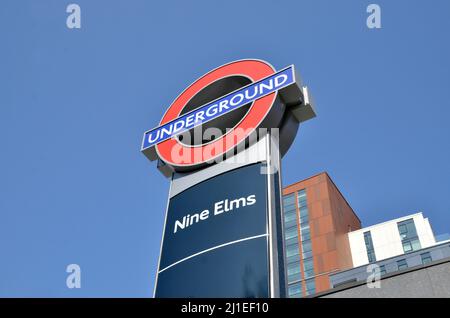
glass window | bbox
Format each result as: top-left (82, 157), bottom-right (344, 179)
top-left (301, 233), bottom-right (310, 242)
top-left (304, 269), bottom-right (314, 279)
top-left (288, 282), bottom-right (302, 298)
top-left (402, 240), bottom-right (413, 253)
top-left (284, 211), bottom-right (297, 223)
top-left (284, 202), bottom-right (296, 211)
top-left (364, 231), bottom-right (377, 263)
top-left (299, 207), bottom-right (308, 217)
top-left (287, 264), bottom-right (301, 275)
top-left (397, 259), bottom-right (408, 270)
top-left (285, 227), bottom-right (298, 240)
top-left (401, 238), bottom-right (421, 254)
top-left (287, 261), bottom-right (301, 283)
top-left (283, 194), bottom-right (295, 206)
top-left (303, 257), bottom-right (315, 278)
top-left (287, 274), bottom-right (301, 283)
top-left (398, 224), bottom-right (407, 235)
top-left (300, 222), bottom-right (309, 232)
top-left (284, 209), bottom-right (296, 219)
top-left (367, 250), bottom-right (376, 263)
top-left (301, 227), bottom-right (311, 241)
top-left (304, 278), bottom-right (316, 296)
top-left (421, 252), bottom-right (432, 265)
top-left (303, 258), bottom-right (314, 270)
top-left (299, 213), bottom-right (309, 225)
top-left (283, 192), bottom-right (301, 274)
top-left (288, 273), bottom-right (301, 283)
top-left (302, 239), bottom-right (312, 252)
top-left (286, 244), bottom-right (300, 257)
top-left (297, 189), bottom-right (306, 198)
top-left (397, 219), bottom-right (421, 253)
top-left (286, 254), bottom-right (300, 265)
top-left (411, 238), bottom-right (421, 251)
top-left (292, 188), bottom-right (315, 282)
top-left (297, 191), bottom-right (307, 208)
top-left (302, 240), bottom-right (312, 259)
top-left (300, 231), bottom-right (311, 242)
top-left (406, 221), bottom-right (417, 235)
top-left (397, 219), bottom-right (418, 240)
top-left (302, 250), bottom-right (313, 260)
top-left (283, 194), bottom-right (297, 234)
top-left (283, 188), bottom-right (317, 288)
top-left (284, 220), bottom-right (297, 230)
top-left (285, 237), bottom-right (298, 248)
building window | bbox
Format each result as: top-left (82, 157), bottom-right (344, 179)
top-left (283, 189), bottom-right (316, 297)
top-left (283, 193), bottom-right (302, 285)
top-left (284, 208), bottom-right (297, 230)
top-left (397, 219), bottom-right (421, 253)
top-left (284, 213), bottom-right (296, 222)
top-left (379, 265), bottom-right (387, 276)
top-left (297, 190), bottom-right (307, 207)
top-left (283, 193), bottom-right (295, 206)
top-left (363, 231), bottom-right (376, 263)
top-left (288, 282), bottom-right (302, 298)
top-left (285, 236), bottom-right (298, 247)
top-left (287, 261), bottom-right (302, 283)
top-left (286, 255), bottom-right (300, 266)
top-left (421, 252), bottom-right (432, 265)
top-left (303, 257), bottom-right (315, 279)
top-left (301, 225), bottom-right (311, 241)
top-left (286, 243), bottom-right (300, 258)
top-left (301, 240), bottom-right (312, 259)
top-left (305, 278), bottom-right (316, 296)
top-left (397, 259), bottom-right (408, 270)
top-left (299, 207), bottom-right (309, 224)
top-left (297, 189), bottom-right (315, 289)
top-left (285, 227), bottom-right (298, 240)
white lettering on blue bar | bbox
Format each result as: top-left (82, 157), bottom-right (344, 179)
top-left (141, 66), bottom-right (295, 150)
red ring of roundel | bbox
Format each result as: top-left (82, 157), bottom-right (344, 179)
top-left (156, 59), bottom-right (277, 167)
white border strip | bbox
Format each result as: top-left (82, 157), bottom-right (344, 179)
top-left (158, 233), bottom-right (269, 274)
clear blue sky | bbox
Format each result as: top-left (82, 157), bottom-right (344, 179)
top-left (1, 0), bottom-right (449, 297)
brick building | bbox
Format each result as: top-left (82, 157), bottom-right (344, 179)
top-left (282, 172), bottom-right (361, 297)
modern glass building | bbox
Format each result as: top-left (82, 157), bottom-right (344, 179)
top-left (347, 212), bottom-right (437, 268)
top-left (282, 174), bottom-right (446, 297)
top-left (282, 172), bottom-right (361, 297)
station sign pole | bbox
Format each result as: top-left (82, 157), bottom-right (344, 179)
top-left (141, 59), bottom-right (316, 298)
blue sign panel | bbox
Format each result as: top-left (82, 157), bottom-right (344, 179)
top-left (142, 66), bottom-right (295, 151)
top-left (154, 163), bottom-right (269, 297)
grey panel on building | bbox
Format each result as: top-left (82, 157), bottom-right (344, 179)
top-left (319, 258), bottom-right (450, 298)
top-left (318, 242), bottom-right (450, 298)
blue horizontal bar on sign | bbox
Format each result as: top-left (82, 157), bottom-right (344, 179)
top-left (141, 66), bottom-right (295, 150)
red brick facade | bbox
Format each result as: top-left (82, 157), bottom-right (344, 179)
top-left (283, 172), bottom-right (361, 294)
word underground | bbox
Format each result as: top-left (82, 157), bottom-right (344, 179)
top-left (142, 66), bottom-right (295, 150)
top-left (173, 194), bottom-right (256, 234)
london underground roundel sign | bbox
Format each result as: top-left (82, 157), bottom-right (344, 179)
top-left (141, 59), bottom-right (311, 174)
